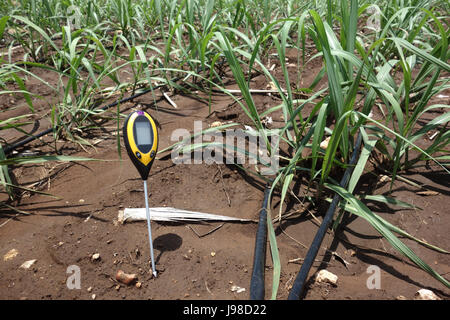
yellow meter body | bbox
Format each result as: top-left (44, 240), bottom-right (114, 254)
top-left (123, 110), bottom-right (158, 180)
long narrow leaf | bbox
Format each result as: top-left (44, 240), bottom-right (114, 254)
top-left (326, 183), bottom-right (450, 288)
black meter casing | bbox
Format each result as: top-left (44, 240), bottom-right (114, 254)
top-left (123, 110), bottom-right (158, 180)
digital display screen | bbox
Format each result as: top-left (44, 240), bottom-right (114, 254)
top-left (135, 121), bottom-right (152, 145)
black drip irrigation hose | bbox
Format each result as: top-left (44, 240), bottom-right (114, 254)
top-left (250, 184), bottom-right (271, 300)
top-left (3, 77), bottom-right (184, 155)
top-left (288, 132), bottom-right (363, 300)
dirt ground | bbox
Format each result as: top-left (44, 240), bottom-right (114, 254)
top-left (1, 47), bottom-right (449, 300)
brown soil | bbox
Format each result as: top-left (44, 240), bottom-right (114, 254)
top-left (0, 48), bottom-right (449, 301)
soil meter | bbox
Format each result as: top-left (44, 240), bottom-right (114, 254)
top-left (123, 110), bottom-right (158, 277)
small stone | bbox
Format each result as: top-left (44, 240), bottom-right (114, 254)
top-left (91, 253), bottom-right (100, 261)
top-left (396, 295), bottom-right (407, 300)
top-left (87, 287), bottom-right (93, 293)
top-left (184, 293), bottom-right (190, 298)
top-left (20, 259), bottom-right (37, 270)
top-left (315, 269), bottom-right (338, 286)
top-left (57, 242), bottom-right (64, 247)
top-left (230, 285), bottom-right (246, 293)
top-left (115, 285), bottom-right (121, 291)
top-left (135, 282), bottom-right (142, 288)
top-left (320, 137), bottom-right (331, 150)
top-left (210, 252), bottom-right (216, 257)
top-left (3, 249), bottom-right (19, 261)
top-left (183, 254), bottom-right (190, 260)
top-left (79, 199), bottom-right (85, 203)
top-left (91, 294), bottom-right (96, 300)
top-left (116, 270), bottom-right (137, 285)
top-left (415, 289), bottom-right (441, 300)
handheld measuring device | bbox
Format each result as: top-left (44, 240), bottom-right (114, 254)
top-left (123, 110), bottom-right (158, 277)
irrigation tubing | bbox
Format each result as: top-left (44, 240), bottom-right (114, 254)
top-left (3, 76), bottom-right (184, 155)
top-left (250, 184), bottom-right (272, 300)
top-left (288, 132), bottom-right (363, 300)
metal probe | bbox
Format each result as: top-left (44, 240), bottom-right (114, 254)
top-left (143, 180), bottom-right (157, 277)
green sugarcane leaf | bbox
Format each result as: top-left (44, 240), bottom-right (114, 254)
top-left (0, 155), bottom-right (99, 166)
top-left (0, 16), bottom-right (9, 40)
top-left (267, 206), bottom-right (281, 300)
top-left (325, 183), bottom-right (450, 287)
top-left (361, 195), bottom-right (419, 209)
